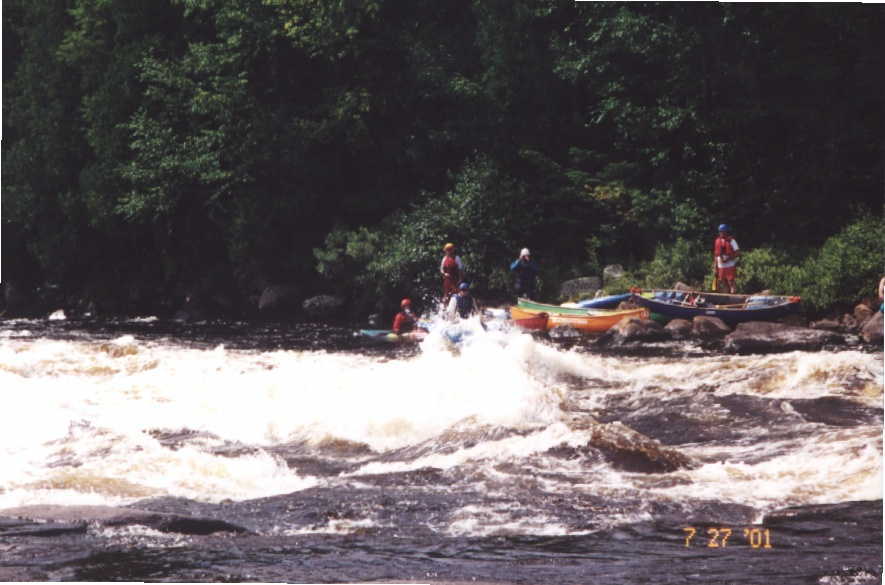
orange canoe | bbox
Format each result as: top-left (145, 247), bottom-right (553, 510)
top-left (511, 305), bottom-right (648, 333)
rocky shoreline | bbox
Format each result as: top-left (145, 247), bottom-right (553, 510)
top-left (2, 279), bottom-right (883, 353)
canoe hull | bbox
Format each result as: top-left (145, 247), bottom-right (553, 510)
top-left (631, 291), bottom-right (801, 326)
top-left (513, 305), bottom-right (648, 333)
top-left (517, 298), bottom-right (607, 316)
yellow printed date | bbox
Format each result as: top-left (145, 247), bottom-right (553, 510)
top-left (682, 527), bottom-right (772, 549)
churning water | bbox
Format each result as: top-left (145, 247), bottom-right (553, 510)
top-left (0, 316), bottom-right (881, 583)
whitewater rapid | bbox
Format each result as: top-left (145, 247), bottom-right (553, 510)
top-left (0, 317), bottom-right (881, 534)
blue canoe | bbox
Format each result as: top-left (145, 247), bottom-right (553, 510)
top-left (575, 293), bottom-right (632, 309)
top-left (630, 290), bottom-right (801, 326)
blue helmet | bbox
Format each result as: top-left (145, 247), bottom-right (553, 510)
top-left (718, 223), bottom-right (731, 233)
top-left (459, 282), bottom-right (470, 290)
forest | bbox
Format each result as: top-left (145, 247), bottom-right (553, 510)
top-left (3, 1), bottom-right (883, 319)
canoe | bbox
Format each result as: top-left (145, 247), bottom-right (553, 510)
top-left (517, 297), bottom-right (609, 316)
top-left (512, 305), bottom-right (648, 333)
top-left (358, 329), bottom-right (427, 343)
top-left (510, 309), bottom-right (549, 331)
top-left (630, 290), bottom-right (801, 326)
top-left (575, 293), bottom-right (633, 309)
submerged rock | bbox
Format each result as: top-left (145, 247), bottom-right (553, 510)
top-left (0, 505), bottom-right (248, 535)
top-left (724, 321), bottom-right (844, 353)
top-left (586, 421), bottom-right (694, 473)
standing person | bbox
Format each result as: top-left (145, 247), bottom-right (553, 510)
top-left (713, 224), bottom-right (740, 294)
top-left (392, 298), bottom-right (419, 334)
top-left (510, 247), bottom-right (539, 300)
top-left (446, 282), bottom-right (478, 320)
top-left (440, 243), bottom-right (464, 302)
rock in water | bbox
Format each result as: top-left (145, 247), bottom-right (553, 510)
top-left (611, 317), bottom-right (670, 343)
top-left (548, 325), bottom-right (581, 340)
top-left (692, 316), bottom-right (731, 338)
top-left (810, 318), bottom-right (841, 331)
top-left (665, 318), bottom-right (692, 339)
top-left (724, 321), bottom-right (844, 353)
top-left (860, 311), bottom-right (883, 345)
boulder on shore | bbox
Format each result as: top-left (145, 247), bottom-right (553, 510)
top-left (692, 316), bottom-right (731, 338)
top-left (860, 311), bottom-right (883, 345)
top-left (258, 284), bottom-right (301, 315)
top-left (665, 319), bottom-right (692, 339)
top-left (810, 318), bottom-right (841, 331)
top-left (602, 264), bottom-right (625, 283)
top-left (560, 276), bottom-right (602, 300)
top-left (603, 317), bottom-right (670, 344)
top-left (854, 303), bottom-right (874, 327)
top-left (724, 321), bottom-right (844, 353)
top-left (302, 294), bottom-right (345, 320)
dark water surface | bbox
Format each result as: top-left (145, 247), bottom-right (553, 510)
top-left (0, 318), bottom-right (881, 584)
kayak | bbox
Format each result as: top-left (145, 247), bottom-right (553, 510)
top-left (358, 329), bottom-right (427, 343)
top-left (631, 290), bottom-right (801, 326)
top-left (511, 305), bottom-right (648, 333)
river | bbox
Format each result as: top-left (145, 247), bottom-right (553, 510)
top-left (0, 315), bottom-right (881, 583)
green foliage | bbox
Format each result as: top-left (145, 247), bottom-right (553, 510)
top-left (3, 1), bottom-right (882, 316)
top-left (314, 156), bottom-right (536, 311)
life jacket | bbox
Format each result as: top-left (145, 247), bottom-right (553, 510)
top-left (392, 311), bottom-right (415, 333)
top-left (442, 255), bottom-right (461, 281)
top-left (714, 237), bottom-right (735, 258)
top-left (455, 294), bottom-right (475, 319)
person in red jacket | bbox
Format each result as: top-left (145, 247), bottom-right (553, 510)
top-left (392, 298), bottom-right (418, 334)
top-left (713, 224), bottom-right (740, 293)
top-left (440, 242), bottom-right (464, 302)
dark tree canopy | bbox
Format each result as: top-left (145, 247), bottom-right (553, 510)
top-left (3, 1), bottom-right (883, 316)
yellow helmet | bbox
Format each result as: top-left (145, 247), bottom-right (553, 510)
top-left (443, 242), bottom-right (455, 251)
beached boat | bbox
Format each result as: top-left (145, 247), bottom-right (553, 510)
top-left (516, 298), bottom-right (609, 316)
top-left (575, 293), bottom-right (633, 309)
top-left (630, 290), bottom-right (801, 326)
top-left (509, 309), bottom-right (549, 331)
top-left (511, 305), bottom-right (648, 333)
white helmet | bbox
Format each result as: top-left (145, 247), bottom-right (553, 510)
top-left (520, 248), bottom-right (530, 257)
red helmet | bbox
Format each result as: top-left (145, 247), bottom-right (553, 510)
top-left (401, 298), bottom-right (411, 308)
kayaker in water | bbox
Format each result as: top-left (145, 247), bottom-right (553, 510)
top-left (510, 247), bottom-right (539, 300)
top-left (446, 282), bottom-right (478, 320)
top-left (713, 224), bottom-right (740, 294)
top-left (392, 298), bottom-right (420, 334)
top-left (440, 243), bottom-right (464, 303)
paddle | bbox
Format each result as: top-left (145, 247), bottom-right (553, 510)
top-left (711, 261), bottom-right (718, 292)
